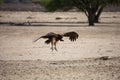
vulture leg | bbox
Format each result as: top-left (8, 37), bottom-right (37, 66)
top-left (54, 44), bottom-right (58, 51)
top-left (51, 46), bottom-right (54, 51)
top-left (51, 37), bottom-right (57, 51)
top-left (51, 43), bottom-right (54, 51)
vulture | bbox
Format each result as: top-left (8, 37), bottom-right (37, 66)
top-left (33, 31), bottom-right (79, 51)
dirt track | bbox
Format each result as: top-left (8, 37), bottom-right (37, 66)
top-left (0, 11), bottom-right (120, 80)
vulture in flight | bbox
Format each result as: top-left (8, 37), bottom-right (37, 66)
top-left (33, 31), bottom-right (79, 51)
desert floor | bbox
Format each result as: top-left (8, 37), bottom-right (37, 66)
top-left (0, 11), bottom-right (120, 80)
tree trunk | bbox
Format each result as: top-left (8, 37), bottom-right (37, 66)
top-left (94, 7), bottom-right (104, 23)
top-left (88, 12), bottom-right (95, 26)
top-left (94, 15), bottom-right (99, 23)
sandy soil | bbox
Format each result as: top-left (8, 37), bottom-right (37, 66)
top-left (0, 57), bottom-right (120, 80)
top-left (0, 11), bottom-right (120, 80)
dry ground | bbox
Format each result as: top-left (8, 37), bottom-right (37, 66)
top-left (0, 11), bottom-right (120, 80)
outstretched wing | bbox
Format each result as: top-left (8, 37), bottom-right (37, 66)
top-left (33, 36), bottom-right (41, 42)
top-left (33, 32), bottom-right (56, 42)
top-left (63, 31), bottom-right (79, 41)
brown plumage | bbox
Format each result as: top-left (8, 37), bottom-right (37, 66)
top-left (33, 31), bottom-right (79, 51)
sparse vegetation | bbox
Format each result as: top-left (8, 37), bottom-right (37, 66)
top-left (39, 0), bottom-right (120, 26)
top-left (32, 0), bottom-right (41, 4)
top-left (40, 0), bottom-right (73, 11)
top-left (0, 0), bottom-right (3, 4)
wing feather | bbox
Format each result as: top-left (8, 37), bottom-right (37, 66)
top-left (33, 36), bottom-right (41, 42)
top-left (45, 39), bottom-right (51, 44)
top-left (33, 32), bottom-right (56, 42)
top-left (63, 31), bottom-right (79, 41)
